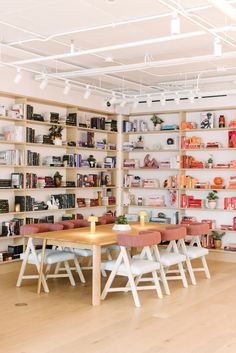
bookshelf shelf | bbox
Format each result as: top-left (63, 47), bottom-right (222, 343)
top-left (124, 130), bottom-right (179, 135)
top-left (181, 148), bottom-right (236, 152)
top-left (0, 93), bottom-right (119, 258)
top-left (123, 149), bottom-right (179, 153)
top-left (180, 207), bottom-right (236, 212)
top-left (128, 205), bottom-right (178, 209)
top-left (123, 168), bottom-right (179, 171)
top-left (123, 187), bottom-right (177, 190)
top-left (0, 259), bottom-right (21, 265)
top-left (181, 127), bottom-right (236, 133)
top-left (0, 236), bottom-right (23, 241)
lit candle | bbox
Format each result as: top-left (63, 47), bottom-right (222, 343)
top-left (138, 211), bottom-right (147, 227)
top-left (88, 216), bottom-right (98, 234)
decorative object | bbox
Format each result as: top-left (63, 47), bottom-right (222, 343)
top-left (47, 196), bottom-right (59, 210)
top-left (212, 230), bottom-right (225, 249)
top-left (88, 216), bottom-right (98, 234)
top-left (112, 215), bottom-right (131, 231)
top-left (53, 171), bottom-right (62, 187)
top-left (143, 154), bottom-right (158, 168)
top-left (150, 114), bottom-right (164, 130)
top-left (211, 177), bottom-right (224, 189)
top-left (48, 125), bottom-right (63, 145)
top-left (206, 156), bottom-right (214, 169)
top-left (87, 155), bottom-right (96, 168)
top-left (200, 112), bottom-right (214, 129)
top-left (218, 115), bottom-right (226, 128)
top-left (138, 211), bottom-right (147, 227)
top-left (206, 190), bottom-right (218, 209)
top-left (38, 177), bottom-right (46, 189)
top-left (135, 136), bottom-right (144, 149)
top-left (97, 191), bottom-right (102, 206)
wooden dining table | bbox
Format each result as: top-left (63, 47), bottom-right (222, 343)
top-left (24, 222), bottom-right (170, 305)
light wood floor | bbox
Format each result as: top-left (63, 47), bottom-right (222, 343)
top-left (1, 260), bottom-right (236, 353)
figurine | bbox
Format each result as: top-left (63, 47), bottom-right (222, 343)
top-left (143, 154), bottom-right (158, 168)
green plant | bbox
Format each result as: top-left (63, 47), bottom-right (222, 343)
top-left (49, 125), bottom-right (63, 139)
top-left (151, 114), bottom-right (164, 126)
top-left (102, 138), bottom-right (107, 144)
top-left (206, 190), bottom-right (219, 201)
top-left (212, 230), bottom-right (225, 240)
top-left (54, 171), bottom-right (63, 180)
top-left (208, 157), bottom-right (213, 164)
top-left (116, 215), bottom-right (128, 225)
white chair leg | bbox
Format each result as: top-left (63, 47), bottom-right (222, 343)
top-left (101, 252), bottom-right (123, 300)
top-left (178, 262), bottom-right (188, 288)
top-left (152, 271), bottom-right (163, 299)
top-left (159, 265), bottom-right (170, 295)
top-left (185, 257), bottom-right (197, 285)
top-left (122, 249), bottom-right (141, 307)
top-left (74, 257), bottom-right (86, 283)
top-left (45, 264), bottom-right (51, 280)
top-left (54, 262), bottom-right (61, 274)
top-left (64, 261), bottom-right (76, 286)
top-left (16, 239), bottom-right (31, 287)
top-left (101, 269), bottom-right (107, 278)
top-left (201, 256), bottom-right (211, 279)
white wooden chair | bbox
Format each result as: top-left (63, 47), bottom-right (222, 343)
top-left (101, 231), bottom-right (163, 307)
top-left (16, 238), bottom-right (85, 292)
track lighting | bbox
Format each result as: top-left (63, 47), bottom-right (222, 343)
top-left (39, 76), bottom-right (48, 90)
top-left (146, 95), bottom-right (152, 107)
top-left (214, 38), bottom-right (222, 57)
top-left (120, 95), bottom-right (127, 107)
top-left (188, 91), bottom-right (195, 104)
top-left (171, 12), bottom-right (180, 35)
top-left (14, 68), bottom-right (22, 84)
top-left (83, 85), bottom-right (91, 99)
top-left (174, 93), bottom-right (180, 105)
top-left (160, 93), bottom-right (166, 106)
top-left (133, 96), bottom-right (139, 109)
top-left (63, 80), bottom-right (71, 95)
top-left (70, 40), bottom-right (75, 54)
top-left (105, 56), bottom-right (114, 63)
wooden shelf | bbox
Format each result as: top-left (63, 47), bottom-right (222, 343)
top-left (11, 186), bottom-right (117, 192)
top-left (0, 141), bottom-right (25, 145)
top-left (180, 188), bottom-right (236, 191)
top-left (0, 236), bottom-right (23, 241)
top-left (180, 208), bottom-right (236, 212)
top-left (124, 130), bottom-right (179, 135)
top-left (181, 148), bottom-right (236, 152)
top-left (123, 187), bottom-right (177, 190)
top-left (0, 116), bottom-right (26, 123)
top-left (128, 205), bottom-right (178, 209)
top-left (123, 168), bottom-right (179, 171)
top-left (180, 168), bottom-right (236, 171)
top-left (181, 127), bottom-right (236, 132)
top-left (123, 149), bottom-right (179, 153)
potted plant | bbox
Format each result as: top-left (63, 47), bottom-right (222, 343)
top-left (212, 230), bottom-right (225, 249)
top-left (49, 125), bottom-right (63, 145)
top-left (112, 215), bottom-right (131, 231)
top-left (151, 114), bottom-right (164, 131)
top-left (206, 190), bottom-right (218, 209)
top-left (87, 155), bottom-right (96, 168)
top-left (206, 157), bottom-right (214, 169)
top-left (54, 171), bottom-right (63, 187)
top-left (102, 138), bottom-right (107, 149)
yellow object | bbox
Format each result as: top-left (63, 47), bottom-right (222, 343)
top-left (88, 216), bottom-right (98, 234)
top-left (138, 211), bottom-right (147, 227)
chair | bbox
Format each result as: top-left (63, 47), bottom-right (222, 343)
top-left (101, 231), bottom-right (163, 307)
top-left (180, 223), bottom-right (210, 280)
top-left (16, 224), bottom-right (85, 292)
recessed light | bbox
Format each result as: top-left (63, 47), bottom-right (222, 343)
top-left (105, 56), bottom-right (114, 63)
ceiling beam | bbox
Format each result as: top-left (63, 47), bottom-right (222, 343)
top-left (207, 0), bottom-right (236, 22)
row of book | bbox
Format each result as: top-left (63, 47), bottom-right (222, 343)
top-left (0, 149), bottom-right (25, 165)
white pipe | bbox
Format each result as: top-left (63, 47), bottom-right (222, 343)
top-left (207, 0), bottom-right (236, 22)
top-left (35, 51), bottom-right (236, 79)
top-left (7, 24), bottom-right (236, 67)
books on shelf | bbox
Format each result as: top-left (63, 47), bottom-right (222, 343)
top-left (27, 150), bottom-right (40, 166)
top-left (51, 194), bottom-right (75, 209)
top-left (0, 149), bottom-right (24, 165)
top-left (0, 200), bottom-right (9, 213)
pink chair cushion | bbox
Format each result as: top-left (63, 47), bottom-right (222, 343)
top-left (104, 215), bottom-right (117, 224)
top-left (76, 213), bottom-right (84, 220)
top-left (186, 223), bottom-right (209, 236)
top-left (159, 227), bottom-right (186, 241)
top-left (166, 226), bottom-right (187, 238)
top-left (116, 231), bottom-right (161, 247)
top-left (20, 223), bottom-right (63, 235)
top-left (56, 221), bottom-right (75, 230)
top-left (97, 216), bottom-right (107, 225)
top-left (70, 219), bottom-right (90, 228)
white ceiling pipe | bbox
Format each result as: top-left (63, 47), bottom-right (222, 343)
top-left (207, 0), bottom-right (236, 22)
top-left (7, 22), bottom-right (236, 67)
top-left (35, 50), bottom-right (236, 80)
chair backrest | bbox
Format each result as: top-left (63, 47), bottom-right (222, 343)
top-left (185, 223), bottom-right (209, 236)
top-left (20, 223), bottom-right (63, 235)
top-left (116, 231), bottom-right (161, 247)
top-left (56, 221), bottom-right (75, 230)
top-left (159, 227), bottom-right (186, 241)
top-left (70, 219), bottom-right (90, 228)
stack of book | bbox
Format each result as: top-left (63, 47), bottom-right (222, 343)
top-left (228, 176), bottom-right (236, 189)
top-left (0, 200), bottom-right (9, 213)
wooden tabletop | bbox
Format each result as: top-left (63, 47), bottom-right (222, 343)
top-left (24, 222), bottom-right (170, 246)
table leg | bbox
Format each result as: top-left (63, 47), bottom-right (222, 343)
top-left (92, 245), bottom-right (101, 306)
top-left (37, 238), bottom-right (47, 294)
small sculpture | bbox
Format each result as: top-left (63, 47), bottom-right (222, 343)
top-left (143, 154), bottom-right (158, 168)
top-left (47, 196), bottom-right (59, 210)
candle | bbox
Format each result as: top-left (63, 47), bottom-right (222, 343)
top-left (138, 211), bottom-right (147, 227)
top-left (88, 216), bottom-right (98, 234)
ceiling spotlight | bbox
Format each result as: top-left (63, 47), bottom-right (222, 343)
top-left (39, 76), bottom-right (48, 90)
top-left (146, 95), bottom-right (152, 107)
top-left (133, 96), bottom-right (139, 109)
top-left (83, 85), bottom-right (91, 99)
top-left (171, 12), bottom-right (180, 35)
top-left (105, 56), bottom-right (114, 63)
top-left (63, 80), bottom-right (71, 95)
top-left (14, 68), bottom-right (22, 84)
top-left (174, 93), bottom-right (180, 105)
top-left (214, 38), bottom-right (222, 57)
top-left (188, 91), bottom-right (195, 104)
top-left (160, 93), bottom-right (166, 106)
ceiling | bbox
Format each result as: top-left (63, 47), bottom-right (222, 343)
top-left (1, 0), bottom-right (236, 103)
